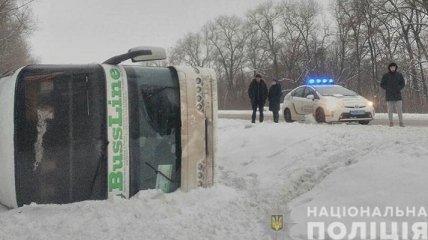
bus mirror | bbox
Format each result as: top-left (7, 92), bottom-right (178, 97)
top-left (129, 46), bottom-right (166, 62)
top-left (103, 46), bottom-right (167, 65)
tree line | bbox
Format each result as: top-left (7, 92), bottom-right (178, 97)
top-left (0, 0), bottom-right (35, 75)
top-left (169, 0), bottom-right (428, 112)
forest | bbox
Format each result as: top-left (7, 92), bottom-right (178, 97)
top-left (0, 0), bottom-right (35, 75)
top-left (169, 0), bottom-right (428, 112)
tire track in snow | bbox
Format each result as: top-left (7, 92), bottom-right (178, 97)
top-left (216, 120), bottom-right (403, 238)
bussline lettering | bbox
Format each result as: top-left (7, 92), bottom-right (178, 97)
top-left (108, 73), bottom-right (124, 192)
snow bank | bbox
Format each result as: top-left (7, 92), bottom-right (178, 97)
top-left (1, 119), bottom-right (428, 240)
top-left (374, 113), bottom-right (428, 120)
top-left (0, 205), bottom-right (7, 213)
top-left (287, 128), bottom-right (428, 239)
top-left (219, 110), bottom-right (269, 116)
top-left (219, 110), bottom-right (428, 120)
top-left (0, 185), bottom-right (267, 240)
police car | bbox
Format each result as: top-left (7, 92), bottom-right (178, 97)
top-left (281, 78), bottom-right (375, 124)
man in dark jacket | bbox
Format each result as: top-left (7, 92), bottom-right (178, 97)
top-left (248, 74), bottom-right (268, 123)
top-left (268, 78), bottom-right (282, 123)
top-left (380, 62), bottom-right (405, 127)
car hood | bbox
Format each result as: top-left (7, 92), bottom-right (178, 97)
top-left (324, 95), bottom-right (368, 107)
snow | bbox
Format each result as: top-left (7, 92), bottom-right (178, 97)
top-left (287, 128), bottom-right (428, 239)
top-left (219, 110), bottom-right (428, 120)
top-left (219, 110), bottom-right (271, 116)
top-left (1, 119), bottom-right (428, 239)
top-left (374, 113), bottom-right (428, 120)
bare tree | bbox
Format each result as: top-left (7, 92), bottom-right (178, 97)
top-left (168, 0), bottom-right (428, 112)
top-left (280, 0), bottom-right (319, 71)
top-left (385, 0), bottom-right (420, 100)
top-left (332, 0), bottom-right (353, 84)
top-left (408, 1), bottom-right (428, 98)
top-left (242, 21), bottom-right (270, 77)
top-left (246, 1), bottom-right (282, 78)
top-left (168, 31), bottom-right (213, 68)
top-left (0, 0), bottom-right (36, 73)
top-left (205, 15), bottom-right (248, 106)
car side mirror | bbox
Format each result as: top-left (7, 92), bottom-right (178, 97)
top-left (306, 94), bottom-right (315, 100)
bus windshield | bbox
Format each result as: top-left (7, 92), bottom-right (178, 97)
top-left (124, 66), bottom-right (181, 195)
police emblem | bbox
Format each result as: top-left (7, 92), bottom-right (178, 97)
top-left (271, 215), bottom-right (283, 231)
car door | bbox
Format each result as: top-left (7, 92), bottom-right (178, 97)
top-left (290, 86), bottom-right (306, 115)
top-left (302, 87), bottom-right (318, 114)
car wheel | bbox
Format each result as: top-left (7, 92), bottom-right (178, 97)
top-left (315, 108), bottom-right (326, 123)
top-left (284, 108), bottom-right (294, 123)
top-left (359, 120), bottom-right (370, 125)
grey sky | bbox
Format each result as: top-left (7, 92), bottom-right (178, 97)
top-left (29, 0), bottom-right (330, 64)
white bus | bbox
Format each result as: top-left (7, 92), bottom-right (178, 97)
top-left (0, 47), bottom-right (217, 208)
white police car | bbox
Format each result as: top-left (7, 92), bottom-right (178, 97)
top-left (281, 78), bottom-right (375, 124)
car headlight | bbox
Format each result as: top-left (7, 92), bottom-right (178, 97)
top-left (367, 101), bottom-right (373, 107)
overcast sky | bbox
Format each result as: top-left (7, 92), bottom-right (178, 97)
top-left (29, 0), bottom-right (330, 64)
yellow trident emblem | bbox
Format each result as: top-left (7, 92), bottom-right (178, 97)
top-left (271, 215), bottom-right (283, 231)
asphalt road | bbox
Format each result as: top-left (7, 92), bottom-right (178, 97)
top-left (218, 112), bottom-right (428, 127)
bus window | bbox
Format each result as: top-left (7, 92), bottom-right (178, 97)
top-left (125, 66), bottom-right (181, 195)
top-left (15, 65), bottom-right (107, 206)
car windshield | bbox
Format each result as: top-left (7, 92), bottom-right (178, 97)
top-left (313, 85), bottom-right (357, 96)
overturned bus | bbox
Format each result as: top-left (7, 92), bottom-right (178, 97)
top-left (0, 47), bottom-right (217, 208)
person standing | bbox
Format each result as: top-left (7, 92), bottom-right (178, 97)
top-left (268, 78), bottom-right (282, 123)
top-left (248, 74), bottom-right (268, 123)
top-left (380, 62), bottom-right (405, 127)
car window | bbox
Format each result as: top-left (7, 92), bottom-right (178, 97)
top-left (292, 87), bottom-right (305, 97)
top-left (304, 87), bottom-right (319, 99)
top-left (303, 87), bottom-right (312, 97)
top-left (314, 85), bottom-right (357, 96)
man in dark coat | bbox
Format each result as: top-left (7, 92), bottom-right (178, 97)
top-left (268, 78), bottom-right (282, 123)
top-left (248, 74), bottom-right (268, 123)
top-left (380, 62), bottom-right (405, 127)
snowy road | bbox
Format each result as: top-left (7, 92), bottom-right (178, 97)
top-left (219, 110), bottom-right (428, 127)
top-left (1, 119), bottom-right (428, 240)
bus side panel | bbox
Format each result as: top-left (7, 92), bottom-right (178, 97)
top-left (202, 69), bottom-right (217, 187)
top-left (0, 72), bottom-right (20, 208)
top-left (103, 65), bottom-right (130, 199)
top-left (172, 66), bottom-right (217, 191)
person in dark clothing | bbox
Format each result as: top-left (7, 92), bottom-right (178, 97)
top-left (380, 62), bottom-right (405, 127)
top-left (248, 74), bottom-right (268, 123)
top-left (268, 78), bottom-right (282, 123)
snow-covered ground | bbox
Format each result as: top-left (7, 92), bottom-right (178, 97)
top-left (374, 113), bottom-right (428, 120)
top-left (1, 119), bottom-right (428, 240)
top-left (219, 110), bottom-right (428, 120)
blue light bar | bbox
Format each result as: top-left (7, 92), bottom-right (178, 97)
top-left (306, 77), bottom-right (335, 85)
